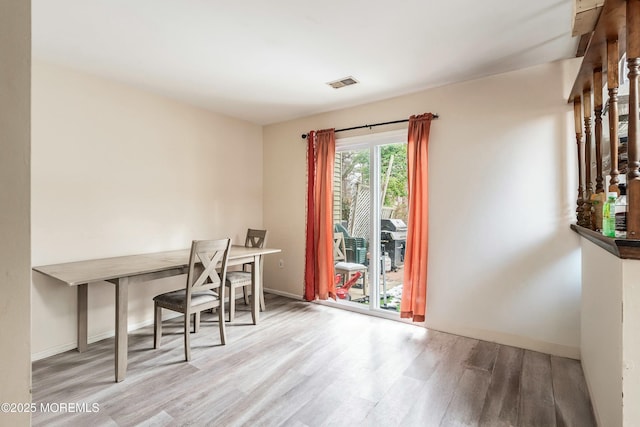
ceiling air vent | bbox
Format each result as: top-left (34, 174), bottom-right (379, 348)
top-left (327, 76), bottom-right (358, 89)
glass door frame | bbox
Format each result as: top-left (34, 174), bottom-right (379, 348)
top-left (334, 129), bottom-right (406, 315)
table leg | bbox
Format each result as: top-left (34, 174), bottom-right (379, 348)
top-left (77, 284), bottom-right (88, 352)
top-left (115, 277), bottom-right (129, 382)
top-left (251, 255), bottom-right (260, 325)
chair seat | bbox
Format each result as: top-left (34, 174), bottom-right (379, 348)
top-left (335, 262), bottom-right (368, 297)
top-left (154, 289), bottom-right (219, 311)
top-left (335, 262), bottom-right (367, 272)
top-left (226, 271), bottom-right (252, 287)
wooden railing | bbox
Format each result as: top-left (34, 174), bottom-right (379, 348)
top-left (570, 0), bottom-right (639, 237)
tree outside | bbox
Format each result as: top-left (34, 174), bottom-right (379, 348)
top-left (337, 143), bottom-right (408, 227)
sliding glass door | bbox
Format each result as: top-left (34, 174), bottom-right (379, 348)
top-left (333, 130), bottom-right (408, 315)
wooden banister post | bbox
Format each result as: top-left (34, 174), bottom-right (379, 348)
top-left (627, 0), bottom-right (640, 238)
top-left (592, 68), bottom-right (606, 230)
top-left (584, 89), bottom-right (594, 228)
top-left (575, 98), bottom-right (586, 226)
top-left (608, 39), bottom-right (620, 195)
top-left (594, 68), bottom-right (604, 194)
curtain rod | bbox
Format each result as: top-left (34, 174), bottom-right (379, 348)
top-left (300, 114), bottom-right (439, 139)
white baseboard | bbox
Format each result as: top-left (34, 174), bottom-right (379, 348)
top-left (33, 292), bottom-right (577, 362)
top-left (313, 300), bottom-right (580, 360)
top-left (32, 343), bottom-right (81, 362)
top-left (31, 312), bottom-right (182, 362)
top-left (264, 287), bottom-right (303, 300)
top-left (32, 291), bottom-right (298, 361)
top-left (425, 320), bottom-right (581, 360)
top-left (580, 355), bottom-right (604, 426)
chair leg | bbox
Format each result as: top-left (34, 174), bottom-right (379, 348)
top-left (362, 272), bottom-right (367, 296)
top-left (193, 312), bottom-right (200, 333)
top-left (243, 286), bottom-right (250, 305)
top-left (184, 312), bottom-right (191, 361)
top-left (154, 303), bottom-right (162, 349)
top-left (218, 304), bottom-right (226, 345)
top-left (259, 288), bottom-right (266, 312)
top-left (229, 285), bottom-right (236, 322)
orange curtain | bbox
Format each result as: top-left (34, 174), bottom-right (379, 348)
top-left (304, 131), bottom-right (317, 301)
top-left (401, 113), bottom-right (434, 322)
top-left (304, 129), bottom-right (336, 300)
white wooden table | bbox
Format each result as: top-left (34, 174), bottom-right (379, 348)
top-left (33, 245), bottom-right (281, 382)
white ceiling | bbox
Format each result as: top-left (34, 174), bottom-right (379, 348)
top-left (32, 0), bottom-right (579, 125)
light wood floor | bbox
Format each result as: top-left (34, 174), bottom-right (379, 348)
top-left (32, 295), bottom-right (596, 427)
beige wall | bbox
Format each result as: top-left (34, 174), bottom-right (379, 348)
top-left (0, 1), bottom-right (31, 426)
top-left (31, 61), bottom-right (263, 358)
top-left (263, 58), bottom-right (583, 358)
top-left (622, 258), bottom-right (640, 426)
top-left (580, 239), bottom-right (622, 427)
top-left (580, 238), bottom-right (640, 427)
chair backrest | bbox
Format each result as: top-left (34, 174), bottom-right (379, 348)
top-left (245, 229), bottom-right (268, 249)
top-left (186, 238), bottom-right (231, 299)
top-left (334, 233), bottom-right (346, 262)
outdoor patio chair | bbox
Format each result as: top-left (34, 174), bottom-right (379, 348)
top-left (333, 223), bottom-right (367, 264)
top-left (334, 233), bottom-right (368, 295)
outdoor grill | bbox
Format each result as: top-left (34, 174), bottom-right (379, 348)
top-left (381, 219), bottom-right (407, 271)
